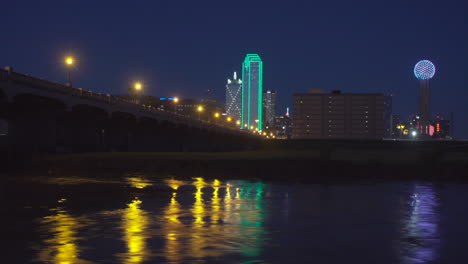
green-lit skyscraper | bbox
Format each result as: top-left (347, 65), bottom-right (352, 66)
top-left (241, 54), bottom-right (263, 131)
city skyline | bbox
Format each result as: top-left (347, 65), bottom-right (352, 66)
top-left (1, 0), bottom-right (466, 137)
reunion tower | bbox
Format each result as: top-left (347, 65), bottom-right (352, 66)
top-left (414, 60), bottom-right (436, 135)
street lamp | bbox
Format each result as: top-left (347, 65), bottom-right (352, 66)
top-left (227, 117), bottom-right (232, 122)
top-left (65, 56), bottom-right (74, 87)
top-left (134, 82), bottom-right (142, 91)
top-left (197, 105), bottom-right (204, 120)
top-left (132, 82), bottom-right (142, 104)
top-left (214, 112), bottom-right (220, 124)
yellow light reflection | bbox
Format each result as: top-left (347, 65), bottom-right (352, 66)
top-left (120, 198), bottom-right (149, 264)
top-left (126, 177), bottom-right (152, 189)
top-left (37, 203), bottom-right (83, 264)
top-left (163, 180), bottom-right (182, 263)
top-left (211, 179), bottom-right (221, 223)
top-left (165, 178), bottom-right (185, 192)
top-left (193, 177), bottom-right (205, 224)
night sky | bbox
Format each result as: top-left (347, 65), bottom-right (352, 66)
top-left (2, 0), bottom-right (467, 137)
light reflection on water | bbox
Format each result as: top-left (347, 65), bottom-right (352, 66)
top-left (35, 176), bottom-right (267, 263)
top-left (400, 183), bottom-right (440, 264)
top-left (36, 199), bottom-right (89, 264)
top-left (29, 178), bottom-right (467, 263)
top-left (118, 198), bottom-right (149, 264)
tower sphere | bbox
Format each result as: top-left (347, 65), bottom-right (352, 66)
top-left (414, 60), bottom-right (435, 80)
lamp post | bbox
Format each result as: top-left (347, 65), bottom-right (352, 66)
top-left (133, 82), bottom-right (142, 104)
top-left (65, 56), bottom-right (74, 87)
top-left (214, 112), bottom-right (220, 124)
top-left (197, 105), bottom-right (204, 120)
top-left (172, 97), bottom-right (179, 113)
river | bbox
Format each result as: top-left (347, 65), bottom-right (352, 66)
top-left (3, 174), bottom-right (468, 263)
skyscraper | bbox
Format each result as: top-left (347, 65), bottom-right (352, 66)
top-left (262, 90), bottom-right (276, 129)
top-left (241, 54), bottom-right (263, 131)
top-left (225, 72), bottom-right (242, 121)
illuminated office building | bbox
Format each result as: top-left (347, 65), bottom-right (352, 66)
top-left (241, 54), bottom-right (263, 131)
top-left (225, 72), bottom-right (242, 121)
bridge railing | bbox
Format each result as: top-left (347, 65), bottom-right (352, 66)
top-left (1, 67), bottom-right (255, 135)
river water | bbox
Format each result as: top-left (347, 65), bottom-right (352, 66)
top-left (4, 175), bottom-right (468, 263)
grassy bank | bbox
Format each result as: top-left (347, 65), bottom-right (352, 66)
top-left (11, 139), bottom-right (465, 182)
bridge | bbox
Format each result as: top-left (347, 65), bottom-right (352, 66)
top-left (0, 67), bottom-right (261, 153)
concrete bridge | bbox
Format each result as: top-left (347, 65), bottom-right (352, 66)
top-left (0, 67), bottom-right (261, 153)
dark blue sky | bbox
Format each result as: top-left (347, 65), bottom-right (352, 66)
top-left (2, 0), bottom-right (467, 137)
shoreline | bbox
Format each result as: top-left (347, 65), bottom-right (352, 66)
top-left (4, 149), bottom-right (467, 183)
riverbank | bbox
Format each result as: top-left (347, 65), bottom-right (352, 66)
top-left (3, 139), bottom-right (468, 182)
top-left (11, 155), bottom-right (468, 184)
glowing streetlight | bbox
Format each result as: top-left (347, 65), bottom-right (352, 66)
top-left (197, 105), bottom-right (204, 120)
top-left (173, 97), bottom-right (179, 103)
top-left (130, 82), bottom-right (143, 104)
top-left (236, 120), bottom-right (241, 126)
top-left (134, 82), bottom-right (142, 91)
top-left (64, 56), bottom-right (74, 87)
top-left (213, 112), bottom-right (220, 124)
top-left (227, 117), bottom-right (232, 122)
top-left (65, 57), bottom-right (74, 65)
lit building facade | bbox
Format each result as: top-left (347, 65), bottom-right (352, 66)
top-left (292, 90), bottom-right (385, 139)
top-left (432, 115), bottom-right (451, 139)
top-left (262, 90), bottom-right (276, 130)
top-left (273, 115), bottom-right (292, 139)
top-left (241, 54), bottom-right (263, 131)
top-left (225, 72), bottom-right (242, 121)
